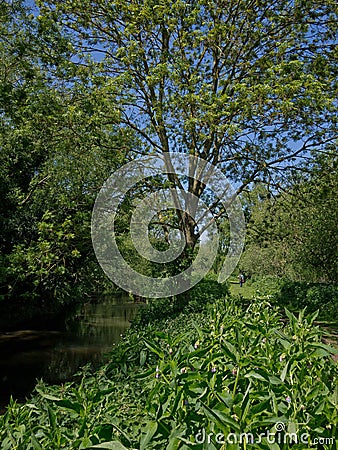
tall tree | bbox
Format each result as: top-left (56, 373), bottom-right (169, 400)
top-left (0, 0), bottom-right (135, 302)
top-left (240, 151), bottom-right (337, 282)
top-left (37, 0), bottom-right (337, 255)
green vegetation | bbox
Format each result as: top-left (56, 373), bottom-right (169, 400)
top-left (230, 276), bottom-right (338, 322)
top-left (0, 291), bottom-right (337, 449)
top-left (1, 0), bottom-right (337, 311)
top-left (240, 156), bottom-right (337, 284)
top-left (0, 1), bottom-right (337, 448)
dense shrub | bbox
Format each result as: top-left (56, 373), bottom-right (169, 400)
top-left (132, 277), bottom-right (229, 328)
top-left (276, 281), bottom-right (338, 319)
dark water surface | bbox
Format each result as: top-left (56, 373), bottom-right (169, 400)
top-left (0, 297), bottom-right (139, 410)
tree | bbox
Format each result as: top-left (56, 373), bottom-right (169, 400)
top-left (238, 184), bottom-right (288, 279)
top-left (240, 151), bottom-right (337, 282)
top-left (0, 1), bottom-right (136, 302)
top-left (278, 152), bottom-right (337, 282)
top-left (37, 0), bottom-right (337, 258)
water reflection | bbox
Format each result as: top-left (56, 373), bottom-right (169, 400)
top-left (0, 297), bottom-right (139, 408)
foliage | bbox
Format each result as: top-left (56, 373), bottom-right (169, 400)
top-left (0, 295), bottom-right (337, 449)
top-left (240, 153), bottom-right (338, 283)
top-left (275, 281), bottom-right (338, 320)
top-left (35, 0), bottom-right (338, 258)
top-left (0, 1), bottom-right (139, 305)
top-left (281, 156), bottom-right (338, 283)
top-left (132, 276), bottom-right (229, 328)
top-left (1, 0), bottom-right (337, 304)
top-left (242, 275), bottom-right (285, 298)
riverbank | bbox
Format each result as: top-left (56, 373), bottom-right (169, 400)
top-left (0, 285), bottom-right (337, 449)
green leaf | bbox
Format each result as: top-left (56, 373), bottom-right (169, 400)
top-left (215, 392), bottom-right (233, 409)
top-left (287, 421), bottom-right (297, 440)
top-left (244, 371), bottom-right (269, 382)
top-left (251, 399), bottom-right (271, 415)
top-left (35, 388), bottom-right (62, 402)
top-left (140, 350), bottom-right (147, 366)
top-left (140, 421), bottom-right (158, 450)
top-left (308, 309), bottom-right (319, 324)
top-left (133, 368), bottom-right (155, 379)
top-left (93, 388), bottom-right (116, 403)
top-left (285, 308), bottom-right (296, 327)
top-left (172, 333), bottom-right (187, 346)
top-left (279, 339), bottom-right (291, 350)
top-left (221, 341), bottom-right (238, 363)
top-left (88, 442), bottom-right (130, 449)
top-left (171, 390), bottom-right (183, 416)
top-left (166, 426), bottom-right (185, 450)
top-left (78, 419), bottom-right (88, 439)
top-left (308, 342), bottom-right (338, 354)
top-left (31, 434), bottom-right (42, 450)
top-left (154, 331), bottom-right (168, 340)
top-left (202, 403), bottom-right (240, 432)
top-left (269, 376), bottom-right (283, 385)
top-left (185, 345), bottom-right (214, 360)
top-left (143, 339), bottom-right (164, 359)
top-left (240, 383), bottom-right (251, 422)
top-left (47, 404), bottom-right (56, 430)
top-left (54, 399), bottom-right (82, 414)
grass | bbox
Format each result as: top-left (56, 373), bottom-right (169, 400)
top-left (228, 279), bottom-right (257, 299)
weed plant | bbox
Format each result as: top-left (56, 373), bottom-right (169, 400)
top-left (0, 294), bottom-right (337, 449)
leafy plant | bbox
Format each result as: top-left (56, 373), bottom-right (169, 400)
top-left (1, 295), bottom-right (336, 449)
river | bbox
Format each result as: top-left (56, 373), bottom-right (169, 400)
top-left (0, 296), bottom-right (139, 411)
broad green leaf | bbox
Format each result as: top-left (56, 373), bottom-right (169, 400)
top-left (240, 383), bottom-right (251, 422)
top-left (202, 403), bottom-right (240, 432)
top-left (140, 421), bottom-right (158, 450)
top-left (143, 339), bottom-right (164, 359)
top-left (31, 434), bottom-right (42, 450)
top-left (55, 399), bottom-right (82, 414)
top-left (184, 345), bottom-right (214, 361)
top-left (308, 342), bottom-right (338, 354)
top-left (140, 350), bottom-right (147, 366)
top-left (285, 308), bottom-right (297, 327)
top-left (251, 399), bottom-right (271, 415)
top-left (93, 388), bottom-right (116, 403)
top-left (133, 368), bottom-right (156, 379)
top-left (47, 405), bottom-right (56, 430)
top-left (35, 388), bottom-right (62, 402)
top-left (287, 421), bottom-right (297, 440)
top-left (215, 392), bottom-right (233, 409)
top-left (244, 371), bottom-right (269, 382)
top-left (269, 376), bottom-right (283, 385)
top-left (221, 341), bottom-right (238, 363)
top-left (279, 339), bottom-right (291, 350)
top-left (154, 331), bottom-right (168, 340)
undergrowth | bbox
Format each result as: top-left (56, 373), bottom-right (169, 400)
top-left (0, 292), bottom-right (337, 449)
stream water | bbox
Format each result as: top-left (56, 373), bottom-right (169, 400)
top-left (0, 297), bottom-right (139, 410)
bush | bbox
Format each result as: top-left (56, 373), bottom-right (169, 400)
top-left (132, 276), bottom-right (229, 328)
top-left (277, 281), bottom-right (338, 319)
